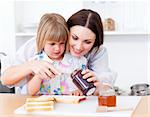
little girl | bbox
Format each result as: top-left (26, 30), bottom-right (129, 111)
top-left (27, 13), bottom-right (87, 95)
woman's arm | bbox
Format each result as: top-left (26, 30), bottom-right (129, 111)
top-left (0, 37), bottom-right (36, 86)
top-left (1, 60), bottom-right (59, 86)
top-left (81, 46), bottom-right (117, 95)
top-left (27, 75), bottom-right (42, 96)
top-left (1, 62), bottom-right (32, 85)
top-left (86, 46), bottom-right (116, 86)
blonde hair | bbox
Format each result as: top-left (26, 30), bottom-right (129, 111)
top-left (36, 13), bottom-right (69, 53)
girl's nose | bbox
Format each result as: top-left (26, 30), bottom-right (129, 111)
top-left (54, 45), bottom-right (60, 51)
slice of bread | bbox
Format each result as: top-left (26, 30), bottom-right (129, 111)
top-left (26, 97), bottom-right (55, 102)
top-left (25, 97), bottom-right (55, 112)
top-left (24, 96), bottom-right (86, 112)
top-left (25, 105), bottom-right (54, 112)
top-left (55, 96), bottom-right (86, 104)
top-left (25, 101), bottom-right (54, 106)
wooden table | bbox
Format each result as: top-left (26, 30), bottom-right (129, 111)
top-left (0, 93), bottom-right (149, 117)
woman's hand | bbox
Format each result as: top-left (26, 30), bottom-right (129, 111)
top-left (81, 69), bottom-right (101, 95)
top-left (71, 90), bottom-right (83, 96)
top-left (81, 69), bottom-right (113, 96)
top-left (81, 69), bottom-right (100, 87)
top-left (25, 60), bottom-right (60, 80)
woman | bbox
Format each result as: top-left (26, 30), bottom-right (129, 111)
top-left (1, 9), bottom-right (116, 95)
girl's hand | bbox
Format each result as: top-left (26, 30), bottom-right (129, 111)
top-left (25, 60), bottom-right (60, 80)
top-left (81, 69), bottom-right (100, 87)
top-left (71, 90), bottom-right (83, 96)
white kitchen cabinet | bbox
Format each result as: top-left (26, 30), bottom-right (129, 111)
top-left (15, 0), bottom-right (149, 50)
top-left (15, 0), bottom-right (83, 50)
top-left (83, 0), bottom-right (148, 33)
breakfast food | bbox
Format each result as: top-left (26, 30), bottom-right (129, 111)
top-left (25, 105), bottom-right (54, 112)
top-left (25, 97), bottom-right (55, 112)
top-left (24, 96), bottom-right (86, 112)
top-left (98, 95), bottom-right (116, 107)
top-left (26, 97), bottom-right (55, 102)
top-left (55, 96), bottom-right (86, 104)
top-left (25, 101), bottom-right (54, 106)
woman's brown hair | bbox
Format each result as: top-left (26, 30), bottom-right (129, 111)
top-left (36, 13), bottom-right (69, 53)
top-left (67, 9), bottom-right (103, 51)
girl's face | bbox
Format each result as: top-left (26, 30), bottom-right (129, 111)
top-left (69, 25), bottom-right (96, 57)
top-left (44, 40), bottom-right (66, 61)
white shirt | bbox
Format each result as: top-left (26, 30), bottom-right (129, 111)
top-left (1, 37), bottom-right (116, 91)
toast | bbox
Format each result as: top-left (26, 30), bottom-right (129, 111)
top-left (26, 97), bottom-right (55, 102)
top-left (24, 96), bottom-right (86, 111)
top-left (25, 101), bottom-right (54, 106)
top-left (25, 97), bottom-right (55, 112)
top-left (55, 96), bottom-right (86, 104)
top-left (25, 105), bottom-right (54, 112)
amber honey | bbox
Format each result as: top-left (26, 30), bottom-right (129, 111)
top-left (98, 95), bottom-right (116, 107)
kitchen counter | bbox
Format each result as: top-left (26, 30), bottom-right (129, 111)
top-left (0, 93), bottom-right (149, 117)
top-left (132, 96), bottom-right (150, 117)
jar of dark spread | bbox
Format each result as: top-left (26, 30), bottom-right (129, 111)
top-left (71, 69), bottom-right (96, 96)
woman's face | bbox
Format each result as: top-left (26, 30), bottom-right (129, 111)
top-left (69, 25), bottom-right (96, 57)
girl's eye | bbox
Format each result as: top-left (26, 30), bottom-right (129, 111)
top-left (49, 43), bottom-right (55, 45)
top-left (72, 35), bottom-right (78, 40)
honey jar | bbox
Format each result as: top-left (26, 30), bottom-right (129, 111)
top-left (98, 86), bottom-right (116, 107)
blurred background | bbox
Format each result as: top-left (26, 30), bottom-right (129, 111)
top-left (0, 0), bottom-right (149, 94)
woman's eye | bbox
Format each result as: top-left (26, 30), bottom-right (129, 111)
top-left (85, 41), bottom-right (92, 44)
top-left (72, 35), bottom-right (78, 40)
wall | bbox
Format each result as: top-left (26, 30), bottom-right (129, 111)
top-left (104, 35), bottom-right (148, 90)
top-left (83, 0), bottom-right (148, 32)
top-left (15, 0), bottom-right (83, 33)
top-left (0, 1), bottom-right (15, 58)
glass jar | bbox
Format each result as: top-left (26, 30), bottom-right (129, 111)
top-left (98, 85), bottom-right (116, 107)
top-left (71, 69), bottom-right (96, 96)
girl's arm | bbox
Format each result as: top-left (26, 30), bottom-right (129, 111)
top-left (27, 75), bottom-right (42, 96)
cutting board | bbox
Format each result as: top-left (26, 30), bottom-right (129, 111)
top-left (14, 96), bottom-right (141, 117)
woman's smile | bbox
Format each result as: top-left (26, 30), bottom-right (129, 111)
top-left (72, 47), bottom-right (83, 55)
top-left (69, 25), bottom-right (96, 57)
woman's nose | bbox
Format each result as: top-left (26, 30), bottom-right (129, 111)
top-left (76, 42), bottom-right (83, 50)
